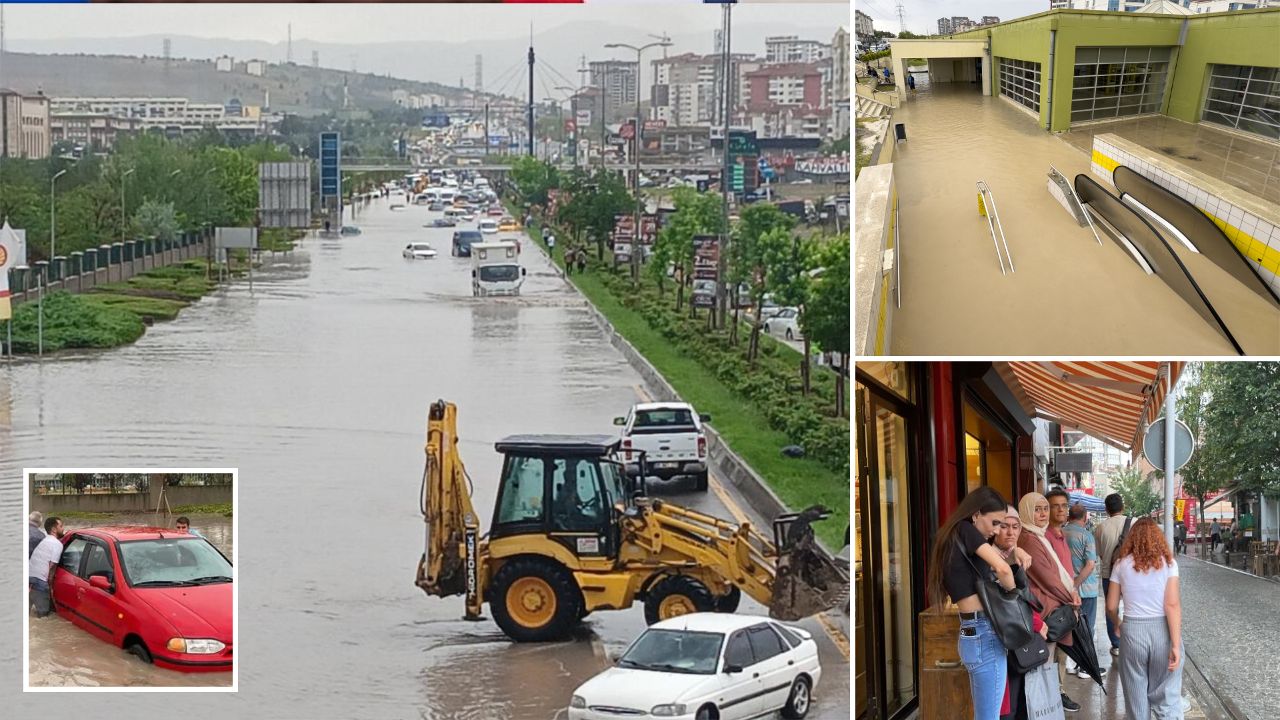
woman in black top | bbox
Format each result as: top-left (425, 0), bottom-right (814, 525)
top-left (927, 486), bottom-right (1019, 720)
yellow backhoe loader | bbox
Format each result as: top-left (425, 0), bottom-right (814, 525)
top-left (414, 400), bottom-right (848, 642)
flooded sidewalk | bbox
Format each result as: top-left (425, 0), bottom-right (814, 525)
top-left (888, 84), bottom-right (1248, 355)
top-left (27, 513), bottom-right (233, 688)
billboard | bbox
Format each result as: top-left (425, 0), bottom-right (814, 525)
top-left (259, 162), bottom-right (312, 229)
top-left (691, 235), bottom-right (720, 308)
top-left (216, 227), bottom-right (259, 250)
top-left (612, 214), bottom-right (635, 263)
top-left (1053, 452), bottom-right (1093, 474)
top-left (319, 131), bottom-right (341, 198)
top-left (575, 110), bottom-right (592, 128)
top-left (728, 131), bottom-right (760, 195)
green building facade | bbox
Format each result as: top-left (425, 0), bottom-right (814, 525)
top-left (957, 8), bottom-right (1280, 138)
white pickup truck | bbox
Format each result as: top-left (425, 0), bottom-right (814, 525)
top-left (613, 402), bottom-right (712, 491)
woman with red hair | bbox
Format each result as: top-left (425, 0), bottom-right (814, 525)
top-left (1106, 518), bottom-right (1184, 719)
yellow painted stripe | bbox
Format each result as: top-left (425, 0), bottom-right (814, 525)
top-left (1203, 212), bottom-right (1280, 276)
top-left (816, 612), bottom-right (851, 661)
top-left (1092, 149), bottom-right (1120, 174)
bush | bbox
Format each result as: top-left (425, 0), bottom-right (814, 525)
top-left (7, 291), bottom-right (146, 352)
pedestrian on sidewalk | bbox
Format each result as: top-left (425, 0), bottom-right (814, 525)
top-left (1210, 520), bottom-right (1222, 553)
top-left (927, 486), bottom-right (1021, 720)
top-left (1064, 503), bottom-right (1106, 681)
top-left (1106, 518), bottom-right (1184, 720)
top-left (1175, 521), bottom-right (1187, 555)
top-left (1019, 489), bottom-right (1083, 713)
top-left (993, 505), bottom-right (1048, 720)
top-left (1094, 492), bottom-right (1132, 657)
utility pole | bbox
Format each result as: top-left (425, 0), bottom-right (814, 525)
top-left (718, 2), bottom-right (733, 329)
top-left (897, 1), bottom-right (908, 34)
top-left (484, 103), bottom-right (490, 158)
top-left (527, 31), bottom-right (535, 157)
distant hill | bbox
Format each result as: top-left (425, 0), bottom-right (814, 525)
top-left (0, 52), bottom-right (475, 115)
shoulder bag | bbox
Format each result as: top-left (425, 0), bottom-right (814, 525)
top-left (956, 540), bottom-right (1037, 651)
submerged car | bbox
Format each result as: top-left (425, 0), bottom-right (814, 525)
top-left (431, 218), bottom-right (458, 228)
top-left (569, 613), bottom-right (820, 720)
top-left (51, 527), bottom-right (233, 672)
top-left (498, 218), bottom-right (520, 232)
top-left (403, 242), bottom-right (438, 259)
top-left (339, 225), bottom-right (362, 236)
top-left (478, 219), bottom-right (499, 234)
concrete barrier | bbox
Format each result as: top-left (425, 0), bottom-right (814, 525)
top-left (31, 483), bottom-right (231, 515)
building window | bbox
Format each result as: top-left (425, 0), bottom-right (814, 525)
top-left (1070, 46), bottom-right (1171, 125)
top-left (998, 57), bottom-right (1042, 114)
top-left (1201, 64), bottom-right (1280, 142)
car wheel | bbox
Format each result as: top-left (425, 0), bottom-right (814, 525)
top-left (714, 586), bottom-right (741, 613)
top-left (780, 675), bottom-right (812, 719)
top-left (695, 706), bottom-right (718, 720)
top-left (126, 639), bottom-right (153, 665)
top-left (693, 471), bottom-right (709, 492)
top-left (644, 575), bottom-right (715, 625)
top-left (489, 557), bottom-right (581, 642)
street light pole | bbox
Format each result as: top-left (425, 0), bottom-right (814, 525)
top-left (605, 40), bottom-right (671, 285)
top-left (718, 1), bottom-right (734, 329)
top-left (41, 168), bottom-right (69, 357)
top-left (121, 168), bottom-right (135, 243)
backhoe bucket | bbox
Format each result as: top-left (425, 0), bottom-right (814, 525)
top-left (768, 507), bottom-right (850, 622)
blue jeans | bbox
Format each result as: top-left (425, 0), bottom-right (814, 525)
top-left (958, 616), bottom-right (1008, 720)
top-left (1101, 578), bottom-right (1120, 649)
top-left (29, 577), bottom-right (52, 617)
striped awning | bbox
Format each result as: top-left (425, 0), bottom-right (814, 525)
top-left (995, 361), bottom-right (1185, 451)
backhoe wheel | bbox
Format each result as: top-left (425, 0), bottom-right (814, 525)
top-left (490, 558), bottom-right (580, 642)
top-left (714, 586), bottom-right (742, 614)
top-left (693, 471), bottom-right (709, 492)
top-left (644, 575), bottom-right (716, 625)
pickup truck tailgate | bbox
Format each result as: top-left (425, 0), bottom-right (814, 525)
top-left (628, 429), bottom-right (699, 463)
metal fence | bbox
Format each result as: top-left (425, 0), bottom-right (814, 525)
top-left (31, 473), bottom-right (232, 496)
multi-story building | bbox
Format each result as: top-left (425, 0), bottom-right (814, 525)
top-left (649, 52), bottom-right (756, 127)
top-left (938, 16), bottom-right (978, 34)
top-left (764, 36), bottom-right (831, 64)
top-left (1190, 0), bottom-right (1273, 11)
top-left (744, 63), bottom-right (825, 109)
top-left (49, 113), bottom-right (142, 151)
top-left (981, 15), bottom-right (1003, 25)
top-left (215, 56), bottom-right (233, 73)
top-left (48, 95), bottom-right (274, 146)
top-left (588, 60), bottom-right (638, 122)
top-left (855, 10), bottom-right (876, 42)
top-left (1060, 0), bottom-right (1163, 9)
top-left (737, 62), bottom-right (831, 139)
top-left (833, 28), bottom-right (850, 104)
top-left (246, 59), bottom-right (267, 77)
top-left (0, 89), bottom-right (52, 159)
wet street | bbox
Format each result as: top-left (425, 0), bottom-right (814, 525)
top-left (1, 197), bottom-right (848, 716)
top-left (26, 513), bottom-right (233, 688)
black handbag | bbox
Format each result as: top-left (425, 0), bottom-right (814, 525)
top-left (1012, 633), bottom-right (1051, 672)
top-left (957, 540), bottom-right (1036, 651)
top-left (1043, 604), bottom-right (1079, 643)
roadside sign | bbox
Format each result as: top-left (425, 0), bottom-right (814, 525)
top-left (259, 162), bottom-right (312, 229)
top-left (1143, 418), bottom-right (1195, 472)
top-left (216, 227), bottom-right (259, 250)
top-left (691, 235), bottom-right (720, 308)
top-left (319, 132), bottom-right (341, 198)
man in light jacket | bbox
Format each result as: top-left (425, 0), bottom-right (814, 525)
top-left (1093, 493), bottom-right (1130, 657)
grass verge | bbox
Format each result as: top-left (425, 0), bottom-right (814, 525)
top-left (172, 503), bottom-right (233, 517)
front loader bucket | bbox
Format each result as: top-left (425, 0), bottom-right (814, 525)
top-left (768, 506), bottom-right (850, 622)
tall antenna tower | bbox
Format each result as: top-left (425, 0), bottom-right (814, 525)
top-left (474, 54), bottom-right (483, 96)
top-left (577, 54), bottom-right (589, 89)
top-left (287, 24), bottom-right (293, 64)
top-left (897, 1), bottom-right (908, 34)
top-left (311, 50), bottom-right (319, 69)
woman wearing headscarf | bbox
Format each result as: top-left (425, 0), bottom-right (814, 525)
top-left (993, 505), bottom-right (1048, 720)
top-left (1017, 491), bottom-right (1082, 713)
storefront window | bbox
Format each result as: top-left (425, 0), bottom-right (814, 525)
top-left (963, 398), bottom-right (1014, 503)
top-left (859, 361), bottom-right (915, 402)
top-left (874, 406), bottom-right (916, 715)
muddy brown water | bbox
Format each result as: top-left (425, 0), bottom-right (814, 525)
top-left (1, 198), bottom-right (848, 717)
top-left (888, 83), bottom-right (1275, 355)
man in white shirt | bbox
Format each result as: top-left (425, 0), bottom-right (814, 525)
top-left (29, 516), bottom-right (65, 618)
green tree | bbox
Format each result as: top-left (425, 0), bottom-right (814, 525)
top-left (730, 203), bottom-right (794, 354)
top-left (763, 229), bottom-right (818, 393)
top-left (804, 240), bottom-right (850, 416)
top-left (1196, 361), bottom-right (1280, 495)
top-left (509, 156), bottom-right (559, 208)
top-left (1108, 465), bottom-right (1162, 519)
top-left (652, 188), bottom-right (722, 313)
top-left (133, 200), bottom-right (180, 243)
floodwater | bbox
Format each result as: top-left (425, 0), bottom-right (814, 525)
top-left (0, 197), bottom-right (848, 717)
top-left (26, 513), bottom-right (233, 688)
top-left (888, 83), bottom-right (1275, 355)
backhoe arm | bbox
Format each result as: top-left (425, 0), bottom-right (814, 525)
top-left (415, 400), bottom-right (484, 619)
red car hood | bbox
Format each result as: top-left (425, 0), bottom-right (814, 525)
top-left (134, 583), bottom-right (233, 641)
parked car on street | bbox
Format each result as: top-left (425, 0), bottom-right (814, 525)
top-left (452, 230), bottom-right (484, 257)
top-left (51, 527), bottom-right (233, 672)
top-left (613, 401), bottom-right (711, 491)
top-left (569, 613), bottom-right (821, 720)
top-left (403, 242), bottom-right (438, 259)
top-left (763, 307), bottom-right (803, 341)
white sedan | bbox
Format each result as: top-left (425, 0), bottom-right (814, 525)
top-left (569, 613), bottom-right (821, 720)
top-left (402, 242), bottom-right (437, 259)
top-left (763, 308), bottom-right (803, 341)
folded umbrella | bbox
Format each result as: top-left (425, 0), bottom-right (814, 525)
top-left (1058, 613), bottom-right (1106, 692)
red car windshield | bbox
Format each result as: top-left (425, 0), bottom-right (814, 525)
top-left (118, 538), bottom-right (233, 587)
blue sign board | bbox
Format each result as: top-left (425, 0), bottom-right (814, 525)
top-left (319, 132), bottom-right (341, 198)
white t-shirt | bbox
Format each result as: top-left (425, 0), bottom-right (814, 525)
top-left (29, 535), bottom-right (64, 583)
top-left (1111, 555), bottom-right (1179, 619)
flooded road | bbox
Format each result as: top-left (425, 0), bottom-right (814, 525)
top-left (27, 514), bottom-right (233, 688)
top-left (889, 83), bottom-right (1248, 355)
top-left (1, 197), bottom-right (848, 717)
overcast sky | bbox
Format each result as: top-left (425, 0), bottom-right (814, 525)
top-left (5, 3), bottom-right (848, 44)
top-left (857, 0), bottom-right (1051, 35)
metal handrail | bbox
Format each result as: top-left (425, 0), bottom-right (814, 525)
top-left (894, 196), bottom-right (902, 308)
top-left (977, 181), bottom-right (1014, 274)
top-left (1052, 164), bottom-right (1101, 245)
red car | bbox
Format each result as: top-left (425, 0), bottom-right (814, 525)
top-left (51, 526), bottom-right (233, 672)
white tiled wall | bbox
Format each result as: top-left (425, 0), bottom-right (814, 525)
top-left (1091, 136), bottom-right (1280, 296)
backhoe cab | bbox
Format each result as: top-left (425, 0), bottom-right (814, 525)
top-left (415, 399), bottom-right (848, 643)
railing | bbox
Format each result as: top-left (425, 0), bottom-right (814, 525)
top-left (894, 195), bottom-right (902, 309)
top-left (976, 181), bottom-right (1014, 274)
top-left (32, 472), bottom-right (232, 496)
top-left (1051, 164), bottom-right (1101, 245)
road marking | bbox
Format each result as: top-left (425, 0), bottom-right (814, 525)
top-left (630, 381), bottom-right (850, 663)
